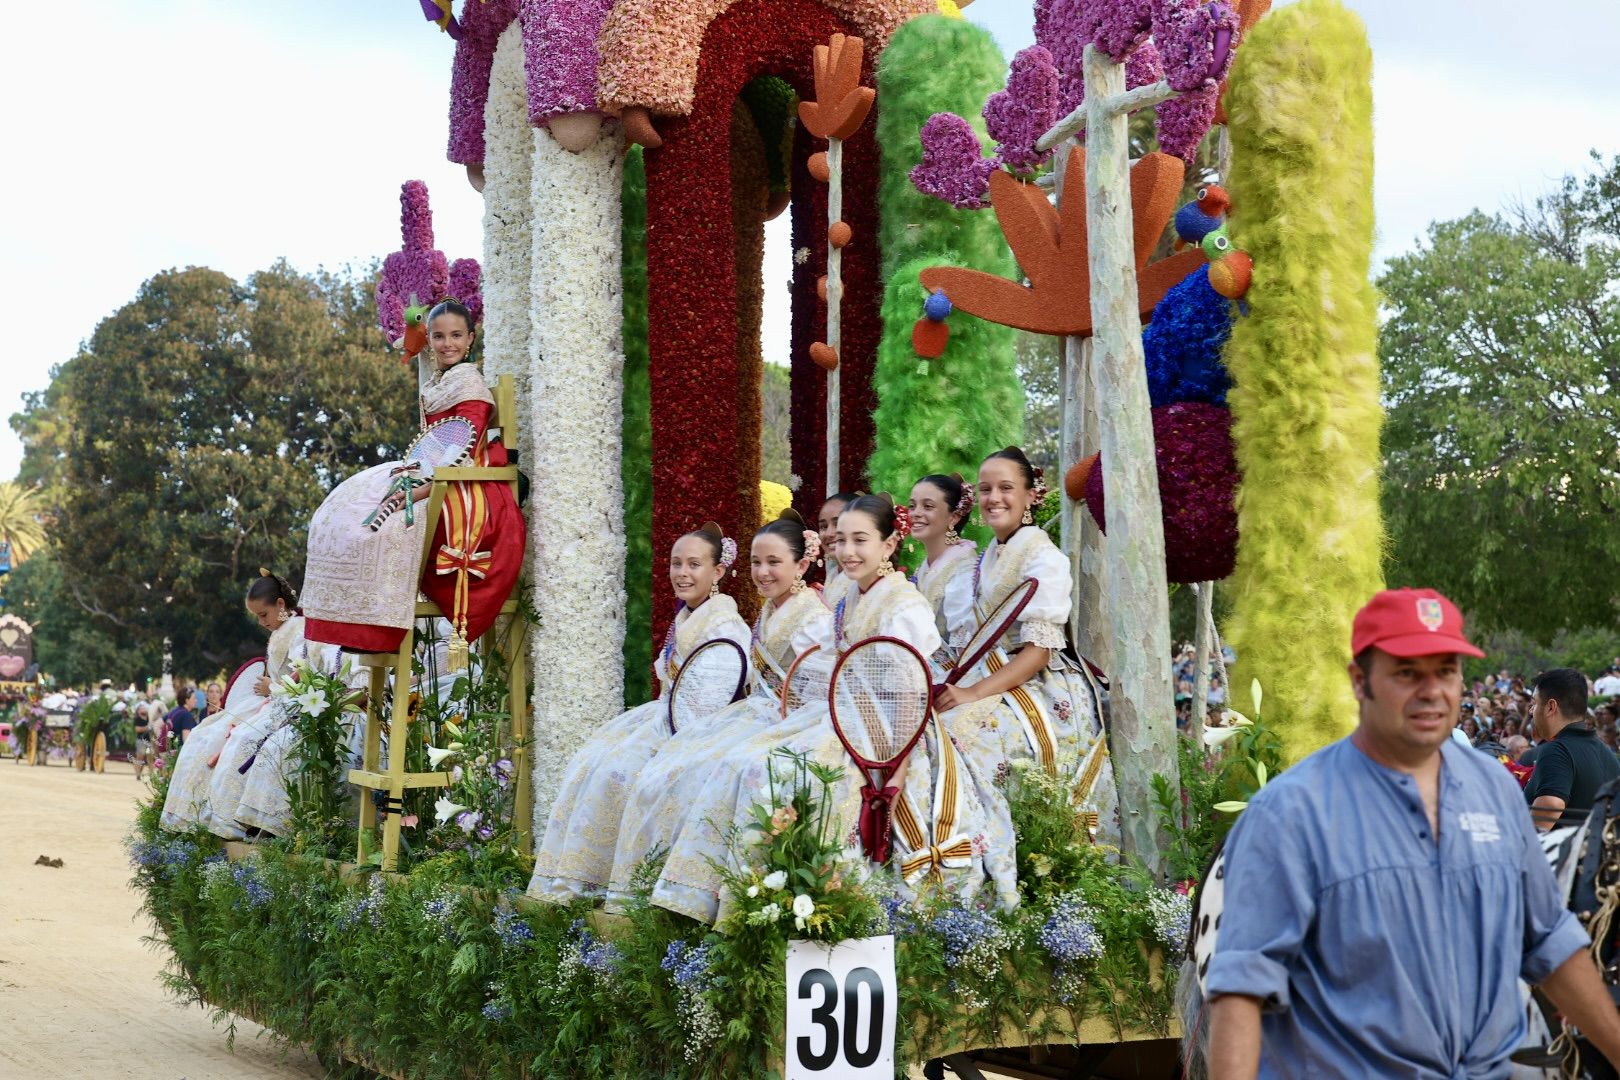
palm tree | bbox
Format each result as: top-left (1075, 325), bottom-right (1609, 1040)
top-left (0, 482), bottom-right (47, 565)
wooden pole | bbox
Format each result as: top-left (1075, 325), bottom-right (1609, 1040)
top-left (1077, 43), bottom-right (1178, 877)
top-left (825, 136), bottom-right (844, 495)
top-left (1053, 141), bottom-right (1110, 669)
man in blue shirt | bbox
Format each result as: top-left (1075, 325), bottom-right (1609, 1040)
top-left (1205, 588), bottom-right (1620, 1078)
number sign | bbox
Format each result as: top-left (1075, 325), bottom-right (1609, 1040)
top-left (785, 936), bottom-right (896, 1079)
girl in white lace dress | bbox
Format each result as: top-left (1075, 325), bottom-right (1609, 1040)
top-left (161, 573), bottom-right (298, 832)
top-left (908, 473), bottom-right (979, 672)
top-left (607, 511), bottom-right (831, 914)
top-left (527, 523), bottom-right (751, 904)
top-left (934, 447), bottom-right (1116, 843)
top-left (653, 495), bottom-right (1018, 925)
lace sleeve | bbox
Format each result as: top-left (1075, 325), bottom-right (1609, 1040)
top-left (1015, 620), bottom-right (1066, 650)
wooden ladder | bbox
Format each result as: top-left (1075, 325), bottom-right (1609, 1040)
top-left (348, 374), bottom-right (531, 872)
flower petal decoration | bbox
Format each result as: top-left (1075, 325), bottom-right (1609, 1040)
top-left (919, 150), bottom-right (1205, 337)
top-left (798, 33), bottom-right (876, 140)
top-left (434, 795), bottom-right (468, 825)
top-left (426, 745), bottom-right (459, 768)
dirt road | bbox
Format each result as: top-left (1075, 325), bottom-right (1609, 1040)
top-left (0, 758), bottom-right (321, 1080)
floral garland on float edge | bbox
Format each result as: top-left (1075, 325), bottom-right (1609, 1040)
top-left (525, 114), bottom-right (628, 825)
top-left (130, 713), bottom-right (1305, 1078)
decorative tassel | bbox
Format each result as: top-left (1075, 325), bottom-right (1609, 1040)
top-left (447, 622), bottom-right (470, 672)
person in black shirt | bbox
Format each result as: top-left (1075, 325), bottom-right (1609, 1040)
top-left (1526, 667), bottom-right (1620, 831)
top-left (166, 683), bottom-right (197, 749)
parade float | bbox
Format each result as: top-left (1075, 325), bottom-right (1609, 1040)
top-left (130, 0), bottom-right (1382, 1075)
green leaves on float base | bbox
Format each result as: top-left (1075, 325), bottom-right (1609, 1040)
top-left (1378, 154), bottom-right (1620, 641)
top-left (10, 262), bottom-right (418, 680)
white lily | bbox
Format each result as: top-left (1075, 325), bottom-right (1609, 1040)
top-left (1203, 724), bottom-right (1247, 748)
top-left (434, 795), bottom-right (467, 825)
top-left (763, 870), bottom-right (788, 891)
top-left (296, 689), bottom-right (330, 717)
top-left (1250, 679), bottom-right (1264, 717)
top-left (426, 746), bottom-right (458, 768)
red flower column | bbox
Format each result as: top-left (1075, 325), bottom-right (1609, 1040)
top-left (645, 0), bottom-right (883, 646)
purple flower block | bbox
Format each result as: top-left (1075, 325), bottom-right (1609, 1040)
top-left (1154, 0), bottom-right (1241, 92)
top-left (984, 46), bottom-right (1061, 175)
top-left (1076, 0), bottom-right (1154, 63)
top-left (449, 257), bottom-right (483, 325)
top-left (911, 112), bottom-right (997, 210)
top-left (446, 0), bottom-right (522, 164)
top-left (1154, 83), bottom-right (1218, 161)
top-left (522, 0), bottom-right (614, 124)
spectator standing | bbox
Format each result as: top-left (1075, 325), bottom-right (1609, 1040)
top-left (131, 698), bottom-right (154, 781)
top-left (166, 684), bottom-right (196, 748)
top-left (1525, 667), bottom-right (1620, 832)
top-left (1204, 588), bottom-right (1620, 1078)
top-left (1594, 667), bottom-right (1620, 698)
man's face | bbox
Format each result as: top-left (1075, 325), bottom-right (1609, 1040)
top-left (1349, 650), bottom-right (1463, 759)
top-left (1529, 691), bottom-right (1555, 741)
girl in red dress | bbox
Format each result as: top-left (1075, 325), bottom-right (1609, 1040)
top-left (301, 300), bottom-right (524, 662)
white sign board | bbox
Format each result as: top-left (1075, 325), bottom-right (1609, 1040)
top-left (784, 935), bottom-right (896, 1080)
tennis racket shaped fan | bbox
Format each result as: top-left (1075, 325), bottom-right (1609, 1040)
top-left (828, 635), bottom-right (934, 864)
top-left (363, 416), bottom-right (478, 531)
top-left (778, 645), bottom-right (825, 718)
top-left (666, 638), bottom-right (748, 736)
top-left (937, 577), bottom-right (1040, 696)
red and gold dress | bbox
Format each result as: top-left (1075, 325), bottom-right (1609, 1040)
top-left (301, 362), bottom-right (524, 654)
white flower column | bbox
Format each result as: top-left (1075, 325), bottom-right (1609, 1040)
top-left (481, 24), bottom-right (536, 481)
top-left (526, 121), bottom-right (628, 828)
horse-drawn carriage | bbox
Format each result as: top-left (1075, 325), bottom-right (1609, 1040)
top-left (21, 693), bottom-right (76, 766)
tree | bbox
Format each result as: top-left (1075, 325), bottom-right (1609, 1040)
top-left (10, 262), bottom-right (418, 675)
top-left (760, 362), bottom-right (793, 487)
top-left (0, 482), bottom-right (46, 563)
top-left (1379, 153), bottom-right (1620, 640)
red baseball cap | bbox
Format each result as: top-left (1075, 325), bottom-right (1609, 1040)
top-left (1351, 588), bottom-right (1485, 659)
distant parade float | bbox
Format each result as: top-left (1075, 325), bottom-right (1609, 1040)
top-left (133, 0), bottom-right (1386, 1076)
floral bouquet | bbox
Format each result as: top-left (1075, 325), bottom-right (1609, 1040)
top-left (273, 658), bottom-right (365, 845)
top-left (718, 749), bottom-right (878, 941)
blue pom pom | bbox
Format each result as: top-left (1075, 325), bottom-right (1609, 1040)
top-left (1143, 266), bottom-right (1234, 408)
top-left (923, 290), bottom-right (953, 322)
top-left (1174, 203), bottom-right (1223, 246)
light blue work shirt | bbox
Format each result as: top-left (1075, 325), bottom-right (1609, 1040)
top-left (1207, 736), bottom-right (1589, 1079)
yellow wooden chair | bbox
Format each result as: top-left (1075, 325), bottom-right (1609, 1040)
top-left (348, 374), bottom-right (530, 871)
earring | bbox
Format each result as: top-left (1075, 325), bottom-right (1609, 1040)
top-left (1021, 507), bottom-right (1034, 526)
top-left (878, 558), bottom-right (895, 577)
top-left (709, 581), bottom-right (720, 598)
top-left (278, 610), bottom-right (289, 623)
top-left (944, 528), bottom-right (960, 546)
top-left (791, 577), bottom-right (805, 594)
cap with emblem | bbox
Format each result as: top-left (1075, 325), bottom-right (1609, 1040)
top-left (1351, 588), bottom-right (1484, 659)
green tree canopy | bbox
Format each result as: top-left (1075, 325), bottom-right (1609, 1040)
top-left (1379, 153), bottom-right (1620, 640)
top-left (9, 262), bottom-right (418, 681)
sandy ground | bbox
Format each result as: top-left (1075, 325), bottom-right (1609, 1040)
top-left (0, 757), bottom-right (322, 1080)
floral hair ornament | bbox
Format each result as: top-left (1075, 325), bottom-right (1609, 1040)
top-left (719, 536), bottom-right (739, 570)
top-left (803, 529), bottom-right (823, 563)
top-left (892, 504), bottom-right (914, 540)
top-left (953, 475), bottom-right (976, 518)
top-left (1031, 466), bottom-right (1049, 503)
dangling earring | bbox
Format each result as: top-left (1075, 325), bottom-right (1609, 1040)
top-left (944, 528), bottom-right (960, 546)
top-left (791, 576), bottom-right (805, 594)
top-left (1021, 506), bottom-right (1034, 526)
top-left (709, 581), bottom-right (720, 598)
top-left (278, 609), bottom-right (289, 623)
top-left (878, 557), bottom-right (895, 577)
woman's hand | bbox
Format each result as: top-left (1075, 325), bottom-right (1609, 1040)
top-left (253, 675), bottom-right (271, 697)
top-left (933, 683), bottom-right (982, 712)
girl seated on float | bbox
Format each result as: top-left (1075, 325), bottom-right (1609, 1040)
top-left (161, 573), bottom-right (300, 833)
top-left (815, 490), bottom-right (857, 601)
top-left (651, 494), bottom-right (1017, 925)
top-left (908, 473), bottom-right (979, 671)
top-left (527, 522), bottom-right (752, 904)
top-left (934, 446), bottom-right (1116, 841)
top-left (604, 510), bottom-right (832, 911)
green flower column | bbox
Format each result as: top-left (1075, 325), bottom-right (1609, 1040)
top-left (868, 15), bottom-right (1022, 519)
top-left (1221, 0), bottom-right (1384, 761)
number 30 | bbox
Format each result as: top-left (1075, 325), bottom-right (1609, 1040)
top-left (795, 966), bottom-right (884, 1070)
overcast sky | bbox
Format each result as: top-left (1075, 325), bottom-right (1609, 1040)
top-left (1, 0), bottom-right (1616, 482)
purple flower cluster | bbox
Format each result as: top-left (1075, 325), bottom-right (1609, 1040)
top-left (930, 905), bottom-right (1004, 968)
top-left (446, 0), bottom-right (521, 164)
top-left (1154, 83), bottom-right (1218, 161)
top-left (338, 875), bottom-right (387, 931)
top-left (660, 941), bottom-right (714, 992)
top-left (481, 1000), bottom-right (512, 1021)
top-left (983, 46), bottom-right (1061, 175)
top-left (520, 0), bottom-right (613, 123)
top-left (493, 905), bottom-right (534, 950)
top-left (448, 257), bottom-right (483, 326)
top-left (376, 181), bottom-right (451, 344)
top-left (911, 113), bottom-right (998, 210)
top-left (1038, 894), bottom-right (1103, 964)
top-left (879, 895), bottom-right (916, 937)
top-left (232, 862), bottom-right (273, 910)
top-left (1034, 0), bottom-right (1086, 113)
top-left (569, 919), bottom-right (623, 979)
top-left (130, 836), bottom-right (201, 873)
top-left (1153, 0), bottom-right (1239, 92)
top-left (1076, 0), bottom-right (1154, 63)
top-left (423, 890), bottom-right (460, 943)
top-left (1148, 888), bottom-right (1192, 954)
